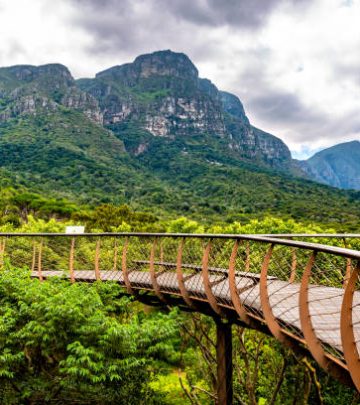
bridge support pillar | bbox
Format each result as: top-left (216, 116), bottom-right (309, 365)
top-left (216, 319), bottom-right (233, 405)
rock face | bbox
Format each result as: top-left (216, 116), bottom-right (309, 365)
top-left (0, 50), bottom-right (293, 171)
top-left (220, 91), bottom-right (248, 123)
top-left (253, 127), bottom-right (292, 167)
top-left (96, 51), bottom-right (199, 84)
top-left (80, 50), bottom-right (228, 140)
top-left (78, 50), bottom-right (292, 169)
top-left (0, 63), bottom-right (102, 124)
top-left (301, 141), bottom-right (360, 190)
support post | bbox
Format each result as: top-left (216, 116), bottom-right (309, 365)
top-left (95, 240), bottom-right (101, 281)
top-left (69, 238), bottom-right (75, 283)
top-left (38, 240), bottom-right (43, 282)
top-left (31, 241), bottom-right (36, 272)
top-left (216, 320), bottom-right (233, 405)
top-left (113, 238), bottom-right (118, 272)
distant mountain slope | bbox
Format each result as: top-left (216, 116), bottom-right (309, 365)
top-left (1, 50), bottom-right (360, 229)
top-left (302, 141), bottom-right (360, 190)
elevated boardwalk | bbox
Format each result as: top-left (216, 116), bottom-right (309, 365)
top-left (35, 268), bottom-right (359, 355)
top-left (1, 232), bottom-right (360, 403)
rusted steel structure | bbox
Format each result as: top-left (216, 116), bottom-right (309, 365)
top-left (1, 232), bottom-right (360, 403)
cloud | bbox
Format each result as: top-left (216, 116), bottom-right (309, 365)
top-left (70, 0), bottom-right (307, 30)
top-left (241, 75), bottom-right (360, 153)
top-left (66, 0), bottom-right (311, 57)
top-left (333, 62), bottom-right (360, 87)
top-left (249, 92), bottom-right (324, 129)
top-left (245, 85), bottom-right (360, 154)
top-left (155, 0), bottom-right (301, 29)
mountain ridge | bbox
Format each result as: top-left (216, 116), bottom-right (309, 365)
top-left (0, 49), bottom-right (360, 228)
top-left (78, 49), bottom-right (293, 170)
top-left (301, 140), bottom-right (360, 190)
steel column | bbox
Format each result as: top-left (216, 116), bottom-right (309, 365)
top-left (31, 241), bottom-right (36, 272)
top-left (37, 241), bottom-right (43, 281)
top-left (342, 238), bottom-right (352, 288)
top-left (289, 248), bottom-right (297, 283)
top-left (216, 320), bottom-right (233, 405)
top-left (245, 241), bottom-right (250, 272)
top-left (0, 239), bottom-right (5, 268)
top-left (113, 239), bottom-right (118, 272)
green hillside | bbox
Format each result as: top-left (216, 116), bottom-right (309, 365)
top-left (0, 52), bottom-right (360, 230)
top-left (0, 110), bottom-right (156, 205)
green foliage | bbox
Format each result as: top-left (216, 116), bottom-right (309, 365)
top-left (0, 184), bottom-right (78, 227)
top-left (73, 204), bottom-right (157, 232)
top-left (0, 267), bottom-right (180, 404)
top-left (179, 315), bottom-right (358, 405)
top-left (166, 217), bottom-right (204, 233)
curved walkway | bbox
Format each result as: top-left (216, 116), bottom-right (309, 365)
top-left (1, 232), bottom-right (359, 391)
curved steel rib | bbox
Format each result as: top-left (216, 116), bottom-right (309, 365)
top-left (300, 252), bottom-right (351, 384)
top-left (176, 238), bottom-right (197, 309)
top-left (260, 244), bottom-right (298, 348)
top-left (201, 240), bottom-right (224, 316)
top-left (341, 261), bottom-right (360, 391)
top-left (149, 238), bottom-right (167, 304)
top-left (228, 240), bottom-right (250, 324)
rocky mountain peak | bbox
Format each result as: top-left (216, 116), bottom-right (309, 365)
top-left (5, 63), bottom-right (74, 85)
top-left (36, 64), bottom-right (74, 82)
top-left (0, 63), bottom-right (103, 124)
top-left (95, 50), bottom-right (198, 85)
top-left (79, 50), bottom-right (293, 168)
top-left (4, 65), bottom-right (37, 81)
top-left (133, 50), bottom-right (198, 80)
top-left (0, 51), bottom-right (295, 172)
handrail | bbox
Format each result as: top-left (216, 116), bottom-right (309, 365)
top-left (1, 233), bottom-right (359, 260)
top-left (261, 234), bottom-right (360, 238)
top-left (0, 232), bottom-right (359, 237)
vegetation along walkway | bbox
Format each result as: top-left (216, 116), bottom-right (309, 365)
top-left (1, 232), bottom-right (360, 404)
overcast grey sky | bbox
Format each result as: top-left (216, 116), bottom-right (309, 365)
top-left (0, 0), bottom-right (359, 158)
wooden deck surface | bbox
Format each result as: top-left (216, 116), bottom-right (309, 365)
top-left (31, 268), bottom-right (360, 357)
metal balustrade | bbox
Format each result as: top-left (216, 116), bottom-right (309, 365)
top-left (1, 232), bottom-right (360, 401)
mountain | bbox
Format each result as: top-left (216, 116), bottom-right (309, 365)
top-left (1, 50), bottom-right (360, 229)
top-left (301, 141), bottom-right (360, 190)
top-left (77, 50), bottom-right (292, 170)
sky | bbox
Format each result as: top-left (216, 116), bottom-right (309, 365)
top-left (0, 0), bottom-right (359, 159)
